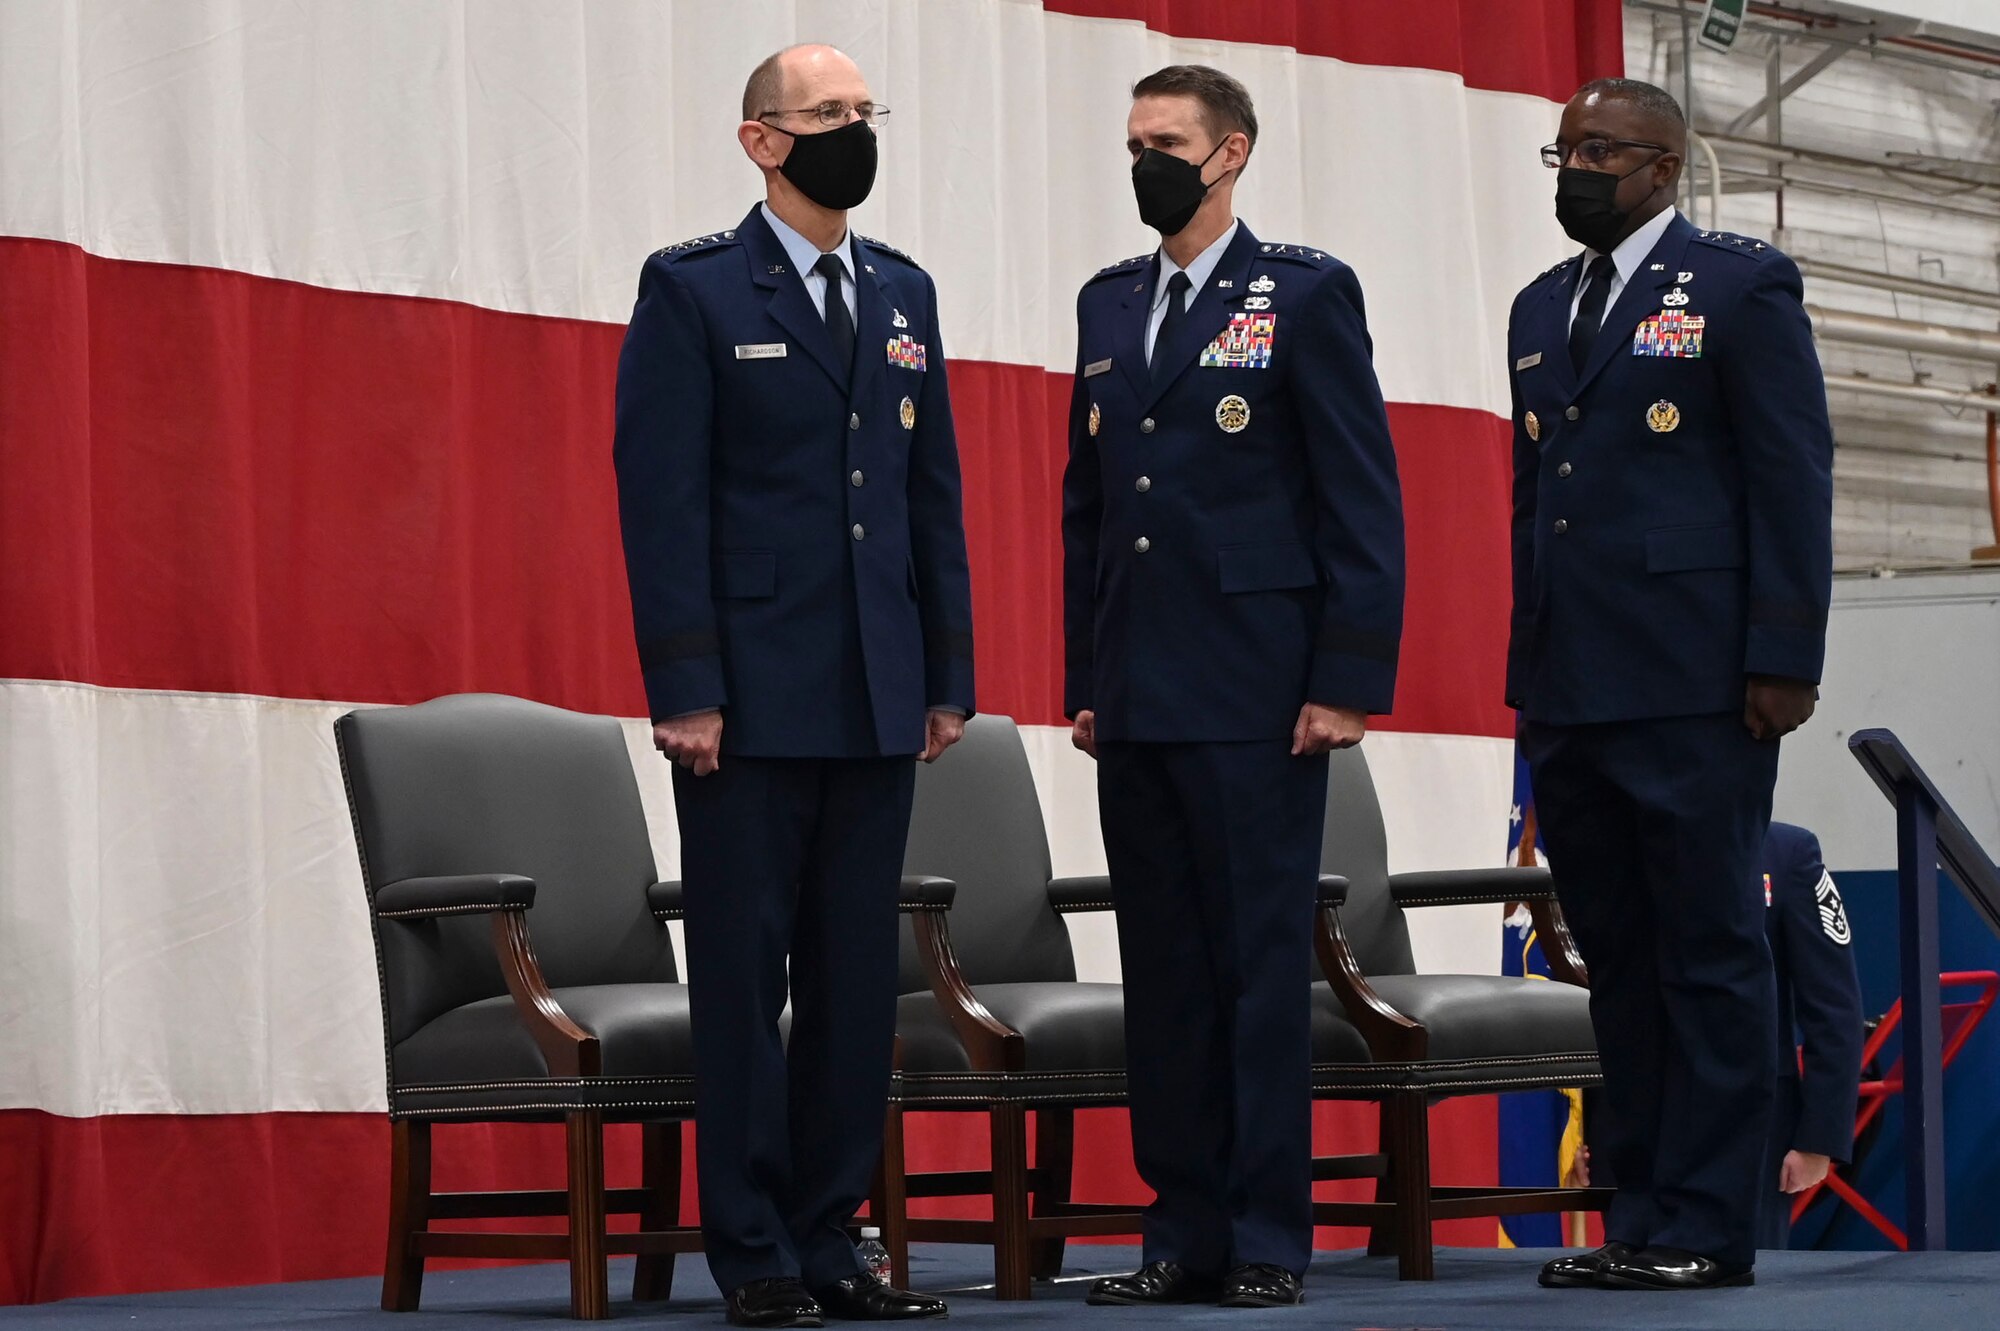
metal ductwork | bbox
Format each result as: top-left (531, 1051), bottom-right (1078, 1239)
top-left (1797, 259), bottom-right (2000, 314)
top-left (1822, 375), bottom-right (1999, 414)
top-left (1806, 306), bottom-right (2000, 362)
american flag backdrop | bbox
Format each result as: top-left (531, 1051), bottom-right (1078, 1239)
top-left (0, 0), bottom-right (1622, 1302)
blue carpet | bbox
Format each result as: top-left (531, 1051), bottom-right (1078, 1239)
top-left (3, 1244), bottom-right (1995, 1328)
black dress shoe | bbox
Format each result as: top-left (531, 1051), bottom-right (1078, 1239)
top-left (727, 1277), bottom-right (825, 1328)
top-left (1218, 1264), bottom-right (1304, 1308)
top-left (1538, 1241), bottom-right (1639, 1289)
top-left (811, 1274), bottom-right (947, 1320)
top-left (1086, 1261), bottom-right (1222, 1306)
top-left (1597, 1246), bottom-right (1754, 1290)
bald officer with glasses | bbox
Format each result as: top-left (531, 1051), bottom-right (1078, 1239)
top-left (614, 43), bottom-right (970, 1329)
top-left (1509, 78), bottom-right (1832, 1293)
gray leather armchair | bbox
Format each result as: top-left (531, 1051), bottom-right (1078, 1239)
top-left (336, 693), bottom-right (702, 1318)
top-left (1307, 744), bottom-right (1609, 1278)
top-left (887, 714), bottom-right (1141, 1300)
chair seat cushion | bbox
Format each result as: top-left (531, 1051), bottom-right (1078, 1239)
top-left (895, 982), bottom-right (1128, 1105)
top-left (390, 982), bottom-right (695, 1119)
top-left (1311, 976), bottom-right (1600, 1094)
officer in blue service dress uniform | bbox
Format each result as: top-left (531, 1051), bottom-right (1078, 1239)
top-left (1065, 65), bottom-right (1405, 1311)
top-left (613, 44), bottom-right (970, 1330)
top-left (1755, 821), bottom-right (1864, 1249)
top-left (1514, 79), bottom-right (1833, 1293)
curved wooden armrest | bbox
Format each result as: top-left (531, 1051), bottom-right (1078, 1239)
top-left (909, 909), bottom-right (1023, 1073)
top-left (1528, 898), bottom-right (1590, 988)
top-left (1313, 902), bottom-right (1426, 1061)
top-left (492, 912), bottom-right (600, 1078)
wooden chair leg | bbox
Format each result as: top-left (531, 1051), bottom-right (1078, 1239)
top-left (382, 1119), bottom-right (431, 1312)
top-left (1389, 1093), bottom-right (1435, 1281)
top-left (1029, 1108), bottom-right (1074, 1280)
top-left (1365, 1101), bottom-right (1398, 1257)
top-left (566, 1110), bottom-right (610, 1319)
top-left (633, 1120), bottom-right (680, 1303)
top-left (990, 1103), bottom-right (1033, 1300)
top-left (871, 1100), bottom-right (913, 1288)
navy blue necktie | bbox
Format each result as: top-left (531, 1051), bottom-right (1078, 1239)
top-left (814, 253), bottom-right (854, 378)
top-left (1568, 255), bottom-right (1619, 373)
top-left (1150, 270), bottom-right (1192, 375)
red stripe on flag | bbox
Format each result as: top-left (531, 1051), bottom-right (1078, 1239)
top-left (0, 1101), bottom-right (1496, 1304)
top-left (1041, 0), bottom-right (1625, 103)
top-left (0, 237), bottom-right (1508, 737)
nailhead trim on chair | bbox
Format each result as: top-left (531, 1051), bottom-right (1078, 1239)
top-left (375, 902), bottom-right (529, 919)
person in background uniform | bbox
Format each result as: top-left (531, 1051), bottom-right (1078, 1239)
top-left (1756, 821), bottom-right (1864, 1249)
top-left (1065, 64), bottom-right (1404, 1310)
top-left (1509, 78), bottom-right (1833, 1292)
top-left (613, 43), bottom-right (973, 1329)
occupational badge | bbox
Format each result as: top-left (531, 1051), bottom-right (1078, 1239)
top-left (1632, 310), bottom-right (1705, 358)
top-left (1677, 271), bottom-right (1694, 283)
top-left (1242, 296), bottom-right (1272, 311)
top-left (1661, 288), bottom-right (1690, 308)
top-left (1088, 402), bottom-right (1101, 437)
top-left (892, 308), bottom-right (909, 329)
top-left (1525, 411), bottom-right (1541, 442)
top-left (900, 396), bottom-right (916, 430)
top-left (1215, 394), bottom-right (1251, 434)
top-left (1249, 275), bottom-right (1276, 294)
top-left (1199, 313), bottom-right (1277, 369)
top-left (1646, 399), bottom-right (1681, 433)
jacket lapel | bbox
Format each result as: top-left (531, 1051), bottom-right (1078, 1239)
top-left (742, 206), bottom-right (846, 389)
top-left (1113, 255), bottom-right (1158, 406)
top-left (1539, 260), bottom-right (1583, 399)
top-left (1143, 223), bottom-right (1260, 412)
top-left (1573, 213), bottom-right (1697, 397)
top-left (849, 243), bottom-right (898, 405)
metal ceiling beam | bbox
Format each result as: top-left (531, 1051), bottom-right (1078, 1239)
top-left (1724, 38), bottom-right (1853, 135)
top-left (1796, 259), bottom-right (2000, 313)
top-left (1824, 374), bottom-right (2000, 413)
top-left (1809, 306), bottom-right (2000, 361)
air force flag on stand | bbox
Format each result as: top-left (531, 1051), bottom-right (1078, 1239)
top-left (1498, 749), bottom-right (1584, 1247)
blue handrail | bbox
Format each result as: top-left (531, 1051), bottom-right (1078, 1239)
top-left (1846, 728), bottom-right (2000, 1252)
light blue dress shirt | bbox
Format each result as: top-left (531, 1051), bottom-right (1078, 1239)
top-left (762, 202), bottom-right (858, 324)
top-left (1146, 219), bottom-right (1240, 363)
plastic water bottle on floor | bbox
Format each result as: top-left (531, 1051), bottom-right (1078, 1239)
top-left (858, 1227), bottom-right (893, 1285)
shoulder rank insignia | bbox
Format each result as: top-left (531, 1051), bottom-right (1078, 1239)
top-left (654, 229), bottom-right (738, 257)
top-left (1257, 243), bottom-right (1330, 266)
top-left (857, 234), bottom-right (918, 266)
top-left (1694, 229), bottom-right (1775, 258)
top-left (1091, 253), bottom-right (1151, 281)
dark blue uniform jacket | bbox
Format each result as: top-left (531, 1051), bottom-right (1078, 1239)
top-left (1062, 224), bottom-right (1404, 740)
top-left (1505, 213), bottom-right (1833, 724)
top-left (614, 205), bottom-right (975, 756)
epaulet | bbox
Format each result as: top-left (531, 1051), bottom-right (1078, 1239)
top-left (1534, 255), bottom-right (1579, 284)
top-left (1254, 242), bottom-right (1334, 267)
top-left (652, 229), bottom-right (741, 260)
top-left (1691, 229), bottom-right (1779, 259)
top-left (1086, 253), bottom-right (1151, 284)
top-left (857, 234), bottom-right (920, 268)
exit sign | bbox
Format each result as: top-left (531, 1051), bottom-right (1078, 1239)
top-left (1699, 0), bottom-right (1747, 52)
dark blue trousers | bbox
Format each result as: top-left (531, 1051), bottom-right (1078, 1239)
top-left (1523, 712), bottom-right (1779, 1266)
top-left (672, 756), bottom-right (916, 1294)
top-left (1097, 740), bottom-right (1328, 1278)
top-left (1754, 1075), bottom-right (1804, 1249)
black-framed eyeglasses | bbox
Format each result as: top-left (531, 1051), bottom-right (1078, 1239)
top-left (1540, 138), bottom-right (1667, 168)
top-left (759, 101), bottom-right (891, 129)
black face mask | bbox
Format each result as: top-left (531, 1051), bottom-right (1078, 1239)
top-left (1132, 140), bottom-right (1226, 237)
top-left (769, 118), bottom-right (878, 211)
top-left (1553, 156), bottom-right (1660, 253)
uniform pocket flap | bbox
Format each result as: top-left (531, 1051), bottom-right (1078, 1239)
top-left (1217, 541), bottom-right (1320, 593)
top-left (714, 549), bottom-right (777, 598)
top-left (1644, 523), bottom-right (1744, 573)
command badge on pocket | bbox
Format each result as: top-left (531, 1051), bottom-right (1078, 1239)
top-left (1646, 399), bottom-right (1681, 433)
top-left (1215, 394), bottom-right (1251, 434)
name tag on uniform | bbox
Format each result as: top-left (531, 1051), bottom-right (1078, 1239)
top-left (735, 342), bottom-right (787, 360)
top-left (1515, 352), bottom-right (1543, 371)
top-left (1084, 358), bottom-right (1114, 378)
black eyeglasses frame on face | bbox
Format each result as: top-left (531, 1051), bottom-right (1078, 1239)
top-left (1539, 138), bottom-right (1668, 169)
